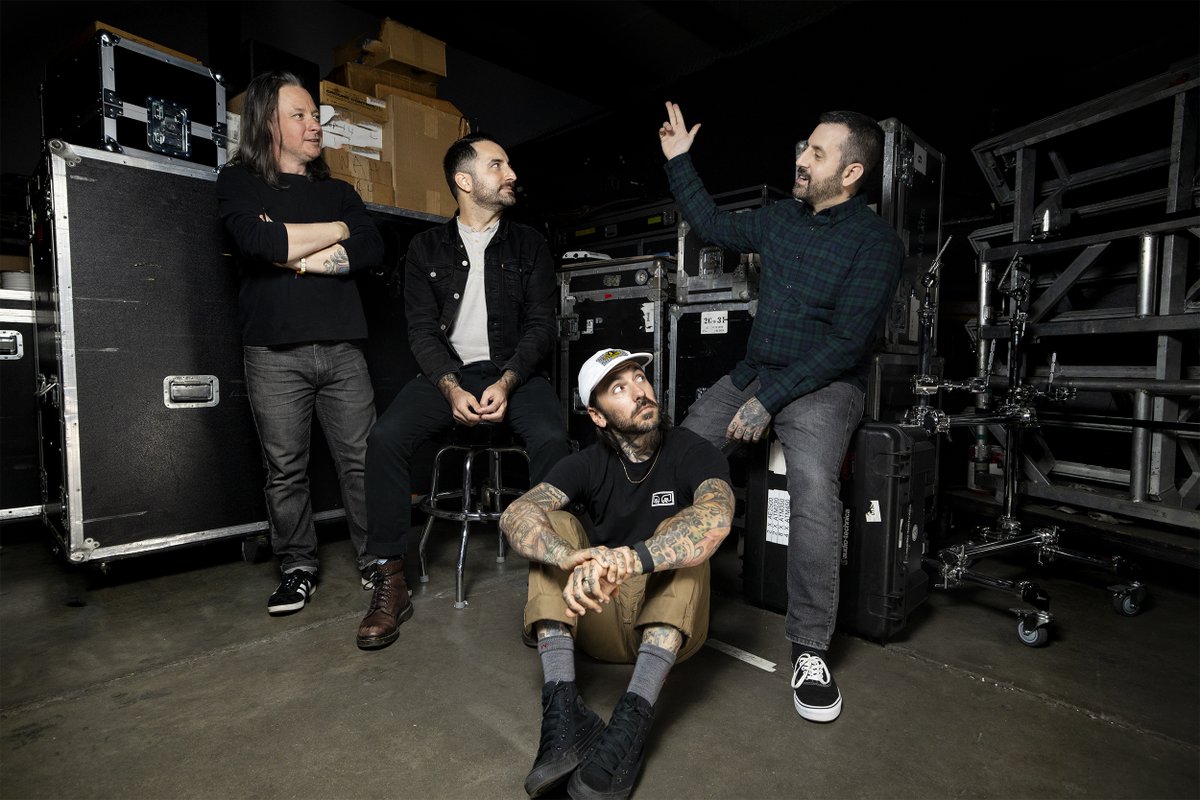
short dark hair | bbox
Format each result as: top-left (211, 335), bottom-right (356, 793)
top-left (443, 133), bottom-right (497, 199)
top-left (228, 70), bottom-right (329, 188)
top-left (818, 110), bottom-right (884, 193)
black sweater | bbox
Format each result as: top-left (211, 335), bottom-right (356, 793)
top-left (215, 164), bottom-right (384, 346)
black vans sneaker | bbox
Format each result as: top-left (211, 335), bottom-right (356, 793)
top-left (567, 691), bottom-right (655, 800)
top-left (267, 570), bottom-right (316, 615)
top-left (524, 681), bottom-right (605, 798)
top-left (791, 651), bottom-right (842, 722)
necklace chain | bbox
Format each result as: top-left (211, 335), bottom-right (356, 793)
top-left (620, 447), bottom-right (661, 485)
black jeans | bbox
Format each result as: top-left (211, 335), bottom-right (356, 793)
top-left (243, 343), bottom-right (375, 574)
top-left (365, 362), bottom-right (570, 559)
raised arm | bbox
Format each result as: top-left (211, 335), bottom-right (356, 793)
top-left (658, 101), bottom-right (701, 160)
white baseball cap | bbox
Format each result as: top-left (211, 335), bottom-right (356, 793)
top-left (577, 348), bottom-right (653, 407)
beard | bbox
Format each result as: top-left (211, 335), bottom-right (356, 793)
top-left (792, 167), bottom-right (843, 207)
top-left (609, 398), bottom-right (661, 436)
top-left (594, 397), bottom-right (670, 455)
top-left (475, 180), bottom-right (517, 210)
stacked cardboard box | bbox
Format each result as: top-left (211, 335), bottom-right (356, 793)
top-left (326, 18), bottom-right (469, 217)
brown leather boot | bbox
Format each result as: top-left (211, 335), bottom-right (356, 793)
top-left (356, 559), bottom-right (413, 650)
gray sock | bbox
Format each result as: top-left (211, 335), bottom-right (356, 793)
top-left (538, 634), bottom-right (576, 685)
top-left (628, 643), bottom-right (676, 706)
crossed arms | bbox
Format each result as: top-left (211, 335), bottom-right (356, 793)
top-left (499, 477), bottom-right (735, 617)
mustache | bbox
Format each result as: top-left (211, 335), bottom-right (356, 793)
top-left (635, 397), bottom-right (658, 410)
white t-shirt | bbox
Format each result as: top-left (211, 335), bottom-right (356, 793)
top-left (450, 219), bottom-right (498, 366)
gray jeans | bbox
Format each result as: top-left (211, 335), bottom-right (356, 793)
top-left (244, 342), bottom-right (376, 574)
top-left (680, 375), bottom-right (864, 651)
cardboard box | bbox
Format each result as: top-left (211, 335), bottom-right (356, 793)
top-left (227, 92), bottom-right (246, 115)
top-left (373, 83), bottom-right (463, 117)
top-left (377, 18), bottom-right (446, 76)
top-left (382, 94), bottom-right (469, 217)
top-left (0, 254), bottom-right (31, 273)
top-left (329, 172), bottom-right (395, 206)
top-left (320, 108), bottom-right (384, 151)
top-left (66, 21), bottom-right (202, 65)
top-left (322, 147), bottom-right (391, 185)
top-left (319, 81), bottom-right (388, 124)
top-left (334, 18), bottom-right (447, 79)
top-left (326, 62), bottom-right (438, 99)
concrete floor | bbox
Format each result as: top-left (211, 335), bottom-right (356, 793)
top-left (1, 514), bottom-right (1197, 800)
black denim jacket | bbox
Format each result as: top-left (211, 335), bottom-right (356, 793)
top-left (404, 215), bottom-right (558, 385)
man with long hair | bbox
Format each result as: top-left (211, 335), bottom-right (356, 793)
top-left (500, 347), bottom-right (734, 800)
top-left (216, 71), bottom-right (383, 615)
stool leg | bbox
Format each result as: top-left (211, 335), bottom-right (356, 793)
top-left (455, 518), bottom-right (470, 609)
top-left (418, 514), bottom-right (436, 584)
top-left (491, 449), bottom-right (507, 563)
top-left (453, 448), bottom-right (477, 609)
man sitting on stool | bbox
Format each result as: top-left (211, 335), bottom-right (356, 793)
top-left (356, 133), bottom-right (570, 649)
top-left (500, 348), bottom-right (734, 799)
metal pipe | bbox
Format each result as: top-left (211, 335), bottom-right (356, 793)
top-left (987, 375), bottom-right (1200, 394)
top-left (1136, 232), bottom-right (1158, 318)
top-left (1130, 389), bottom-right (1152, 502)
top-left (974, 259), bottom-right (993, 488)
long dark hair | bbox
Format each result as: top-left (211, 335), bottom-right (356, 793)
top-left (229, 70), bottom-right (329, 188)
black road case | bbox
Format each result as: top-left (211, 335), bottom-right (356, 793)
top-left (1, 287), bottom-right (41, 519)
top-left (666, 300), bottom-right (755, 425)
top-left (42, 28), bottom-right (228, 169)
top-left (30, 143), bottom-right (263, 563)
top-left (674, 185), bottom-right (787, 305)
top-left (557, 255), bottom-right (674, 448)
top-left (743, 422), bottom-right (936, 643)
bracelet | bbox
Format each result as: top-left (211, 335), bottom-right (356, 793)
top-left (633, 541), bottom-right (655, 575)
top-left (299, 257), bottom-right (307, 275)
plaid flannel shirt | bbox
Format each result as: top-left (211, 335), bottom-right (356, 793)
top-left (666, 154), bottom-right (905, 415)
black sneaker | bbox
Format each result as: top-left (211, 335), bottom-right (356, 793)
top-left (267, 570), bottom-right (316, 615)
top-left (567, 692), bottom-right (655, 800)
top-left (525, 681), bottom-right (605, 798)
top-left (791, 651), bottom-right (842, 722)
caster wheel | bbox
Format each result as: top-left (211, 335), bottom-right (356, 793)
top-left (241, 534), bottom-right (271, 564)
top-left (1017, 619), bottom-right (1050, 647)
top-left (1112, 593), bottom-right (1143, 616)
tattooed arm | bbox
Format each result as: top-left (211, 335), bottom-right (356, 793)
top-left (501, 481), bottom-right (631, 617)
top-left (278, 243), bottom-right (352, 275)
top-left (500, 482), bottom-right (581, 567)
top-left (629, 477), bottom-right (734, 573)
top-left (260, 213), bottom-right (354, 275)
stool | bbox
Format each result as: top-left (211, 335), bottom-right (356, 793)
top-left (417, 424), bottom-right (530, 608)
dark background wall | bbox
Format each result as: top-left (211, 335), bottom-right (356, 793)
top-left (4, 1), bottom-right (1198, 220)
top-left (2, 0), bottom-right (1197, 330)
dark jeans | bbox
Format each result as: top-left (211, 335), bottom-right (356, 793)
top-left (365, 362), bottom-right (570, 559)
top-left (681, 375), bottom-right (864, 651)
top-left (244, 343), bottom-right (376, 574)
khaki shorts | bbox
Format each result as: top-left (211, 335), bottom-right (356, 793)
top-left (523, 511), bottom-right (710, 664)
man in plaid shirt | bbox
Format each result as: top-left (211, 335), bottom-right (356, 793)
top-left (658, 102), bottom-right (904, 723)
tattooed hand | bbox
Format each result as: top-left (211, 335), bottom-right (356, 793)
top-left (726, 396), bottom-right (772, 443)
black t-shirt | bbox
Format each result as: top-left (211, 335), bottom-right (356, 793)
top-left (544, 427), bottom-right (731, 548)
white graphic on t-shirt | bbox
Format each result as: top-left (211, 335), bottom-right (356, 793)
top-left (651, 491), bottom-right (675, 507)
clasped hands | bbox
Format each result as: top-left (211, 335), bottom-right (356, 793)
top-left (446, 380), bottom-right (510, 426)
top-left (561, 545), bottom-right (641, 618)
